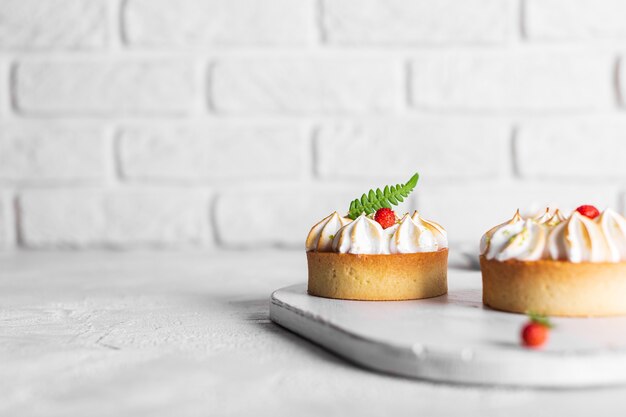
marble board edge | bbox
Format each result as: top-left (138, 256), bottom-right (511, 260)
top-left (270, 284), bottom-right (626, 389)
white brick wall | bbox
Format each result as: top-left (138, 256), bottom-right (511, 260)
top-left (0, 192), bottom-right (13, 249)
top-left (1, 0), bottom-right (626, 251)
top-left (0, 125), bottom-right (107, 183)
top-left (14, 60), bottom-right (196, 116)
top-left (118, 124), bottom-right (305, 181)
top-left (410, 51), bottom-right (613, 110)
top-left (516, 121), bottom-right (626, 179)
top-left (19, 189), bottom-right (209, 248)
top-left (525, 0), bottom-right (626, 40)
top-left (212, 59), bottom-right (403, 114)
top-left (316, 121), bottom-right (510, 180)
top-left (323, 0), bottom-right (517, 44)
top-left (619, 57), bottom-right (626, 106)
top-left (124, 0), bottom-right (316, 46)
top-left (0, 0), bottom-right (108, 49)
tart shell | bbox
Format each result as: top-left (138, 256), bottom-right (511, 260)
top-left (307, 249), bottom-right (448, 301)
top-left (480, 255), bottom-right (626, 317)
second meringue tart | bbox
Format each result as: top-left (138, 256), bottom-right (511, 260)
top-left (480, 207), bottom-right (626, 317)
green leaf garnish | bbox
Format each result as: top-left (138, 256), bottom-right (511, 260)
top-left (527, 311), bottom-right (553, 328)
top-left (347, 173), bottom-right (419, 220)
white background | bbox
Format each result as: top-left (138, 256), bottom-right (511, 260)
top-left (1, 0), bottom-right (626, 251)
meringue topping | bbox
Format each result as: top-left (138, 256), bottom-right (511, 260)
top-left (306, 212), bottom-right (352, 252)
top-left (389, 214), bottom-right (438, 254)
top-left (306, 211), bottom-right (448, 254)
top-left (548, 211), bottom-right (610, 262)
top-left (480, 210), bottom-right (522, 255)
top-left (482, 208), bottom-right (626, 263)
top-left (411, 211), bottom-right (448, 248)
top-left (600, 209), bottom-right (626, 262)
top-left (535, 208), bottom-right (566, 227)
top-left (533, 208), bottom-right (552, 225)
top-left (548, 209), bottom-right (567, 226)
top-left (482, 213), bottom-right (546, 261)
top-left (332, 214), bottom-right (385, 254)
top-left (492, 219), bottom-right (546, 261)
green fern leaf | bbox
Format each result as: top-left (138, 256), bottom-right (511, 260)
top-left (347, 173), bottom-right (420, 219)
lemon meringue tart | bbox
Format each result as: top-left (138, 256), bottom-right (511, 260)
top-left (480, 206), bottom-right (626, 317)
top-left (305, 174), bottom-right (448, 301)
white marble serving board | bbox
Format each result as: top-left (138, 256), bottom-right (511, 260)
top-left (270, 269), bottom-right (626, 388)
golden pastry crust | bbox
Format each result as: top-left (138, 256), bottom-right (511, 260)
top-left (307, 249), bottom-right (448, 301)
top-left (480, 255), bottom-right (626, 317)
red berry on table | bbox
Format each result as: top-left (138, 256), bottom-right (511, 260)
top-left (576, 205), bottom-right (600, 219)
top-left (374, 208), bottom-right (396, 229)
top-left (521, 323), bottom-right (548, 348)
top-left (521, 313), bottom-right (552, 348)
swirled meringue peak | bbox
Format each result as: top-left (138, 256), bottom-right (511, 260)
top-left (600, 209), bottom-right (626, 262)
top-left (480, 210), bottom-right (523, 255)
top-left (534, 208), bottom-right (566, 227)
top-left (481, 211), bottom-right (546, 261)
top-left (306, 212), bottom-right (352, 252)
top-left (492, 219), bottom-right (546, 261)
top-left (547, 209), bottom-right (567, 226)
top-left (332, 214), bottom-right (385, 254)
top-left (548, 211), bottom-right (610, 262)
top-left (411, 211), bottom-right (448, 248)
top-left (389, 214), bottom-right (438, 254)
top-left (533, 209), bottom-right (551, 224)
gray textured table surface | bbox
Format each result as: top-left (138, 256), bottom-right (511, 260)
top-left (2, 251), bottom-right (626, 416)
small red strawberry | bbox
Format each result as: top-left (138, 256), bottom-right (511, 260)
top-left (576, 205), bottom-right (600, 219)
top-left (521, 313), bottom-right (553, 348)
top-left (374, 208), bottom-right (396, 229)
